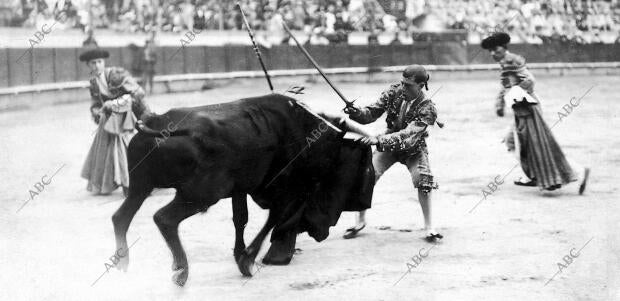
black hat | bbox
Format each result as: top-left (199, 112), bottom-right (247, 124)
top-left (79, 48), bottom-right (109, 62)
top-left (401, 64), bottom-right (430, 90)
top-left (481, 32), bottom-right (511, 50)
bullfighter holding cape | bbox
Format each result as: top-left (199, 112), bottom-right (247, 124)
top-left (481, 32), bottom-right (590, 193)
top-left (79, 48), bottom-right (150, 196)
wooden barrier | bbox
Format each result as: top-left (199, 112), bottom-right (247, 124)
top-left (2, 42), bottom-right (620, 89)
top-left (2, 62), bottom-right (618, 96)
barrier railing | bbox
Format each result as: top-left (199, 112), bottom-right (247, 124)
top-left (1, 62), bottom-right (619, 96)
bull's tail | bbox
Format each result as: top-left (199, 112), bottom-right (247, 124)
top-left (135, 120), bottom-right (191, 137)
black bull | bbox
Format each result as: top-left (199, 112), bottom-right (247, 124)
top-left (111, 94), bottom-right (375, 286)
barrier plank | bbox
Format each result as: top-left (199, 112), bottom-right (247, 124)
top-left (391, 45), bottom-right (411, 66)
top-left (432, 42), bottom-right (467, 65)
top-left (349, 45), bottom-right (368, 68)
top-left (410, 44), bottom-right (433, 64)
top-left (368, 44), bottom-right (385, 69)
top-left (268, 45), bottom-right (292, 70)
top-left (203, 46), bottom-right (227, 73)
top-left (226, 45), bottom-right (250, 71)
top-left (0, 49), bottom-right (9, 87)
top-left (55, 48), bottom-right (79, 82)
top-left (184, 46), bottom-right (206, 73)
top-left (32, 48), bottom-right (55, 84)
top-left (161, 46), bottom-right (185, 75)
top-left (329, 44), bottom-right (352, 68)
top-left (8, 48), bottom-right (34, 86)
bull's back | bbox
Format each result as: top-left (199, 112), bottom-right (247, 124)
top-left (132, 94), bottom-right (297, 190)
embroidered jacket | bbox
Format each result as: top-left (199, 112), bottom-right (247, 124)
top-left (496, 51), bottom-right (537, 111)
top-left (349, 82), bottom-right (437, 153)
top-left (89, 67), bottom-right (149, 124)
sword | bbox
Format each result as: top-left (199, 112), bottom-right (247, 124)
top-left (236, 3), bottom-right (273, 92)
top-left (281, 21), bottom-right (355, 109)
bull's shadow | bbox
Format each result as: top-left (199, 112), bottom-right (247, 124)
top-left (111, 93), bottom-right (374, 286)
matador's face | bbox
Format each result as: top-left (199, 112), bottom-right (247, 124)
top-left (87, 58), bottom-right (106, 77)
top-left (489, 46), bottom-right (507, 62)
top-left (403, 81), bottom-right (425, 96)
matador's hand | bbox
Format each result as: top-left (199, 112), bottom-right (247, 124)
top-left (102, 101), bottom-right (114, 113)
top-left (343, 104), bottom-right (361, 115)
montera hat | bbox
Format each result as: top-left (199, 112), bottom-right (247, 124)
top-left (79, 48), bottom-right (109, 62)
top-left (481, 32), bottom-right (511, 50)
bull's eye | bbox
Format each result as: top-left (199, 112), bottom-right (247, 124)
top-left (288, 100), bottom-right (294, 107)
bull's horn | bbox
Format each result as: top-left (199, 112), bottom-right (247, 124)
top-left (318, 111), bottom-right (373, 136)
top-left (135, 121), bottom-right (191, 137)
top-left (340, 117), bottom-right (374, 137)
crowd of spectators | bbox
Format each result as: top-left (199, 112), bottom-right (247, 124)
top-left (434, 0), bottom-right (619, 44)
top-left (7, 0), bottom-right (620, 44)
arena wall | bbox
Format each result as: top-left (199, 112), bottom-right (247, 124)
top-left (1, 42), bottom-right (619, 111)
top-left (2, 42), bottom-right (620, 88)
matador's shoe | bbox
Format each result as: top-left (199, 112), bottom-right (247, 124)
top-left (514, 178), bottom-right (537, 187)
top-left (425, 232), bottom-right (443, 243)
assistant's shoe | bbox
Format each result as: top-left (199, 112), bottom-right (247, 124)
top-left (579, 167), bottom-right (590, 195)
top-left (544, 184), bottom-right (562, 191)
top-left (343, 222), bottom-right (366, 239)
top-left (514, 178), bottom-right (537, 187)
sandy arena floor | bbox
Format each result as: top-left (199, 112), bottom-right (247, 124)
top-left (1, 74), bottom-right (619, 300)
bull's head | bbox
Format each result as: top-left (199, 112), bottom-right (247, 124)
top-left (289, 99), bottom-right (372, 141)
top-left (267, 97), bottom-right (375, 241)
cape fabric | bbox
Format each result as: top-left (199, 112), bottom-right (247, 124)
top-left (512, 102), bottom-right (577, 189)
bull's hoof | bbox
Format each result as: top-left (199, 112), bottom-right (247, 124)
top-left (262, 255), bottom-right (292, 266)
top-left (233, 246), bottom-right (245, 263)
top-left (171, 268), bottom-right (188, 287)
top-left (262, 239), bottom-right (296, 265)
top-left (236, 249), bottom-right (256, 277)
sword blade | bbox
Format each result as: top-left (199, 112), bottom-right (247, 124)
top-left (281, 22), bottom-right (354, 108)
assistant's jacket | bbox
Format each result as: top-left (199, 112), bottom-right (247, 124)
top-left (496, 51), bottom-right (537, 111)
top-left (88, 67), bottom-right (149, 123)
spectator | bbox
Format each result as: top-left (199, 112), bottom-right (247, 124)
top-left (141, 38), bottom-right (157, 95)
top-left (193, 8), bottom-right (207, 30)
top-left (82, 26), bottom-right (98, 47)
top-left (10, 0), bottom-right (620, 44)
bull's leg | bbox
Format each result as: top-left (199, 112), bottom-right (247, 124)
top-left (153, 194), bottom-right (205, 287)
top-left (262, 229), bottom-right (297, 265)
top-left (112, 185), bottom-right (153, 272)
top-left (232, 192), bottom-right (248, 262)
top-left (236, 211), bottom-right (277, 277)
